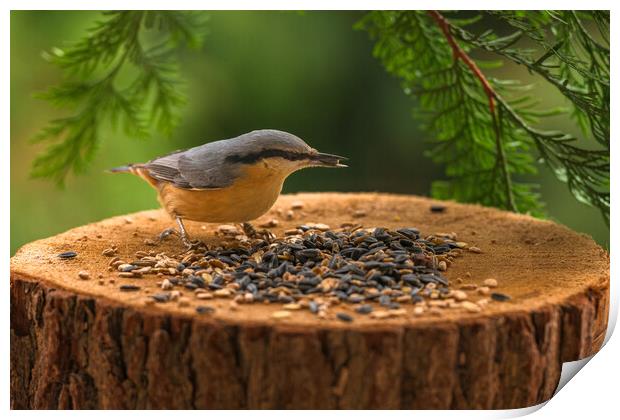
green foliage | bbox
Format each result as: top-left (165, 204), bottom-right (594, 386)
top-left (358, 11), bottom-right (609, 222)
top-left (32, 11), bottom-right (208, 186)
top-left (32, 10), bottom-right (609, 225)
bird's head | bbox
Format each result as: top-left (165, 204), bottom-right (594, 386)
top-left (226, 129), bottom-right (348, 175)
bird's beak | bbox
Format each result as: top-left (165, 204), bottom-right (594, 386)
top-left (311, 152), bottom-right (348, 168)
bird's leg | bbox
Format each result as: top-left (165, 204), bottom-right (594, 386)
top-left (176, 216), bottom-right (195, 249)
top-left (242, 222), bottom-right (275, 243)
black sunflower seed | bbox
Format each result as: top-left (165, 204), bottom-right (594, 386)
top-left (151, 292), bottom-right (171, 302)
top-left (336, 313), bottom-right (353, 322)
top-left (58, 251), bottom-right (77, 259)
top-left (196, 306), bottom-right (215, 314)
top-left (491, 292), bottom-right (511, 302)
top-left (355, 305), bottom-right (373, 314)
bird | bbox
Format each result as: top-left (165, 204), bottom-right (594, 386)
top-left (109, 129), bottom-right (347, 247)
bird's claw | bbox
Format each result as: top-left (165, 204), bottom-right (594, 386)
top-left (259, 230), bottom-right (276, 242)
top-left (158, 228), bottom-right (178, 242)
top-left (242, 222), bottom-right (275, 243)
top-left (184, 238), bottom-right (205, 251)
top-left (156, 227), bottom-right (203, 251)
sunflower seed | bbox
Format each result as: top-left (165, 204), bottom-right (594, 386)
top-left (58, 251), bottom-right (77, 259)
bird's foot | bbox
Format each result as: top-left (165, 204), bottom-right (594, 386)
top-left (157, 227), bottom-right (178, 242)
top-left (173, 216), bottom-right (206, 251)
top-left (183, 238), bottom-right (206, 251)
top-left (155, 227), bottom-right (204, 251)
top-left (242, 222), bottom-right (275, 243)
top-left (181, 235), bottom-right (194, 250)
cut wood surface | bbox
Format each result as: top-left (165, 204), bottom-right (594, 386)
top-left (10, 193), bottom-right (609, 409)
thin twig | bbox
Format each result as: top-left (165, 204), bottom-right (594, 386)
top-left (427, 10), bottom-right (496, 114)
top-left (428, 10), bottom-right (518, 211)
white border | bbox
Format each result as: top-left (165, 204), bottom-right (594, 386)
top-left (5, 2), bottom-right (617, 418)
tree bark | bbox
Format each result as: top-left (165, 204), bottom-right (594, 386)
top-left (11, 193), bottom-right (609, 409)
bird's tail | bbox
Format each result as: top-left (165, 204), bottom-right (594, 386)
top-left (107, 164), bottom-right (136, 174)
top-left (107, 163), bottom-right (158, 188)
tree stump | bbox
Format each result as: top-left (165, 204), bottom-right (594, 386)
top-left (10, 193), bottom-right (609, 409)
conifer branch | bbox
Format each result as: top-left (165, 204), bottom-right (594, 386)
top-left (358, 10), bottom-right (609, 222)
top-left (32, 11), bottom-right (208, 186)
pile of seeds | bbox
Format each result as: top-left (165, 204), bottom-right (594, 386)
top-left (91, 223), bottom-right (510, 321)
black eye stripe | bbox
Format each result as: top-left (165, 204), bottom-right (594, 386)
top-left (225, 149), bottom-right (311, 164)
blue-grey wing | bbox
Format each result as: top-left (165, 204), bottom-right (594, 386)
top-left (144, 142), bottom-right (241, 190)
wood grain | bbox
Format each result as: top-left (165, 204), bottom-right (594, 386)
top-left (10, 193), bottom-right (609, 409)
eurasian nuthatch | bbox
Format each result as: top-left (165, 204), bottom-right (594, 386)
top-left (110, 129), bottom-right (347, 246)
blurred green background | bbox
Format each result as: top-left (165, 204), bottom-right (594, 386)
top-left (10, 11), bottom-right (609, 255)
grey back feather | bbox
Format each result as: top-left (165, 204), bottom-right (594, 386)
top-left (143, 129), bottom-right (311, 190)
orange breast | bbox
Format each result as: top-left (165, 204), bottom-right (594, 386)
top-left (139, 162), bottom-right (287, 223)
